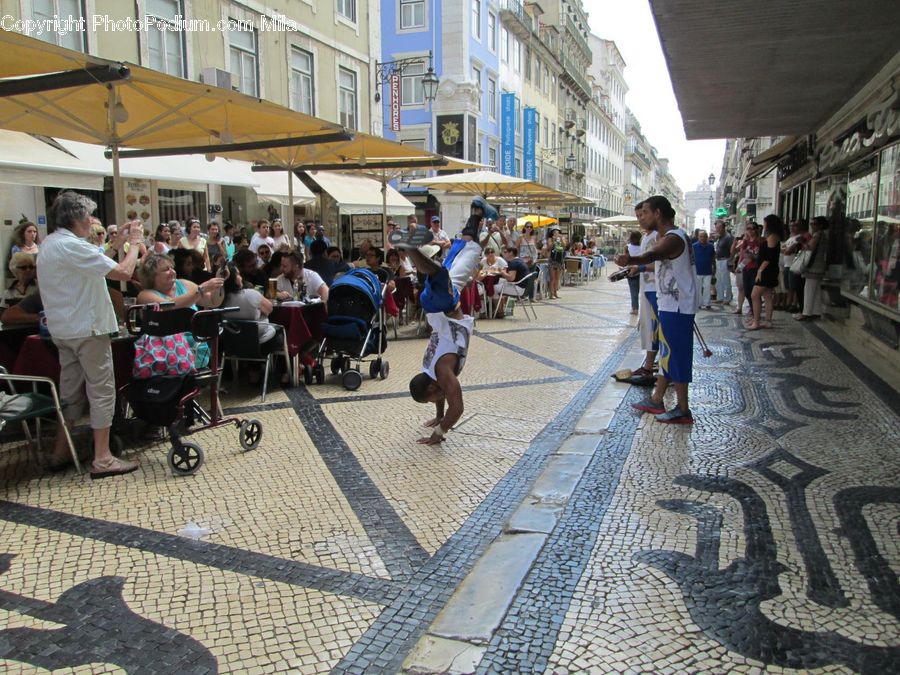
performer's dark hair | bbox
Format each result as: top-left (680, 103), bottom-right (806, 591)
top-left (409, 373), bottom-right (434, 402)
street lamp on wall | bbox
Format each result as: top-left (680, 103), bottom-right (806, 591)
top-left (374, 51), bottom-right (439, 103)
top-left (707, 172), bottom-right (715, 230)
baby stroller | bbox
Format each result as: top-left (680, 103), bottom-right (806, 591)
top-left (119, 304), bottom-right (263, 476)
top-left (312, 268), bottom-right (389, 391)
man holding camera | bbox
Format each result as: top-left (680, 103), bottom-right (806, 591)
top-left (616, 196), bottom-right (699, 424)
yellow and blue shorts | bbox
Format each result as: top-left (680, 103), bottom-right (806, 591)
top-left (657, 310), bottom-right (694, 383)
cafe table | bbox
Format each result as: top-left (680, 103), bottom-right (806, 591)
top-left (11, 331), bottom-right (136, 388)
top-left (269, 300), bottom-right (327, 385)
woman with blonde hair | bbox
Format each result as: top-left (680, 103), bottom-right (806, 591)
top-left (2, 252), bottom-right (37, 309)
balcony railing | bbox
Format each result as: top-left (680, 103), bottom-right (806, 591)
top-left (560, 52), bottom-right (591, 100)
top-left (500, 0), bottom-right (533, 38)
top-left (563, 12), bottom-right (591, 61)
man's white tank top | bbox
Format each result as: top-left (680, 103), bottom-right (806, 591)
top-left (639, 231), bottom-right (657, 292)
top-left (655, 227), bottom-right (700, 314)
top-left (422, 312), bottom-right (474, 381)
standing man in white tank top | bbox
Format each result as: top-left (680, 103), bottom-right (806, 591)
top-left (616, 196), bottom-right (700, 424)
top-left (627, 200), bottom-right (659, 379)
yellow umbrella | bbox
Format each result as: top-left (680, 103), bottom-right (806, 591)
top-left (516, 215), bottom-right (558, 229)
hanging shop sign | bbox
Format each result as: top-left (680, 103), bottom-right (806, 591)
top-left (389, 74), bottom-right (401, 132)
top-left (523, 107), bottom-right (537, 180)
top-left (501, 92), bottom-right (516, 176)
top-left (818, 90), bottom-right (900, 172)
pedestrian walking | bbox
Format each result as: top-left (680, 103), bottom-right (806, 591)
top-left (748, 214), bottom-right (784, 330)
top-left (626, 230), bottom-right (642, 315)
top-left (714, 221), bottom-right (734, 304)
top-left (693, 230), bottom-right (715, 309)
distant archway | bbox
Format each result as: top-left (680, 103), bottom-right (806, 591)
top-left (691, 208), bottom-right (711, 233)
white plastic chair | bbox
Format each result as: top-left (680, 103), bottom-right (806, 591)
top-left (492, 272), bottom-right (538, 321)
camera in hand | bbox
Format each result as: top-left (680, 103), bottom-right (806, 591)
top-left (608, 268), bottom-right (631, 282)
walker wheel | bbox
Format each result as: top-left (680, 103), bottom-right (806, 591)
top-left (314, 364), bottom-right (326, 385)
top-left (168, 442), bottom-right (204, 476)
top-left (369, 359), bottom-right (381, 379)
top-left (379, 361), bottom-right (390, 380)
top-left (303, 364), bottom-right (313, 385)
top-left (342, 369), bottom-right (363, 391)
top-left (239, 419), bottom-right (263, 451)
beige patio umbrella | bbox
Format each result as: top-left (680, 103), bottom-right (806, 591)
top-left (407, 170), bottom-right (566, 199)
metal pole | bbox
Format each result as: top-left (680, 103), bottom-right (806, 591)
top-left (382, 173), bottom-right (388, 248)
top-left (108, 87), bottom-right (124, 226)
top-left (287, 169), bottom-right (294, 229)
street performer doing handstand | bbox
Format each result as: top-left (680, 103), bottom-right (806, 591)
top-left (390, 198), bottom-right (497, 444)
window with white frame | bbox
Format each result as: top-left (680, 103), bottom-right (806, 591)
top-left (487, 77), bottom-right (497, 120)
top-left (472, 65), bottom-right (482, 113)
top-left (400, 0), bottom-right (425, 29)
top-left (513, 37), bottom-right (520, 72)
top-left (524, 47), bottom-right (531, 81)
top-left (32, 0), bottom-right (85, 51)
top-left (471, 0), bottom-right (481, 39)
top-left (400, 138), bottom-right (427, 180)
top-left (542, 118), bottom-right (548, 147)
top-left (339, 67), bottom-right (358, 129)
top-left (500, 27), bottom-right (508, 62)
top-left (401, 61), bottom-right (425, 106)
top-left (290, 47), bottom-right (315, 115)
top-left (337, 0), bottom-right (357, 23)
top-left (488, 12), bottom-right (497, 52)
top-left (229, 22), bottom-right (259, 96)
top-left (476, 138), bottom-right (483, 164)
top-left (146, 0), bottom-right (185, 76)
top-left (489, 146), bottom-right (497, 170)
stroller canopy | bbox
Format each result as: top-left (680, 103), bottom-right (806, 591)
top-left (329, 268), bottom-right (383, 314)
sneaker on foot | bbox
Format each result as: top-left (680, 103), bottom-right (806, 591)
top-left (388, 228), bottom-right (434, 250)
top-left (632, 398), bottom-right (665, 414)
top-left (655, 407), bottom-right (694, 425)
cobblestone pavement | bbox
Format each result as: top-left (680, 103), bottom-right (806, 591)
top-left (1, 274), bottom-right (898, 674)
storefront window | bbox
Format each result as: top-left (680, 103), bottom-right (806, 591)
top-left (812, 174), bottom-right (848, 271)
top-left (872, 143), bottom-right (899, 311)
top-left (843, 158), bottom-right (878, 296)
top-left (158, 189), bottom-right (208, 227)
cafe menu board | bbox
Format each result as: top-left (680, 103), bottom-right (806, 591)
top-left (122, 178), bottom-right (153, 224)
top-left (351, 213), bottom-right (385, 248)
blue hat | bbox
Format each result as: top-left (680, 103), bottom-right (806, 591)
top-left (431, 215), bottom-right (441, 222)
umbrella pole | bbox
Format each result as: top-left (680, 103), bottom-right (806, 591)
top-left (382, 175), bottom-right (388, 249)
top-left (111, 142), bottom-right (123, 226)
top-left (287, 169), bottom-right (294, 231)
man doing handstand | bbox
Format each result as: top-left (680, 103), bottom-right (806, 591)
top-left (392, 198), bottom-right (497, 443)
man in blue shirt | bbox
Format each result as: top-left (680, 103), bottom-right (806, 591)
top-left (692, 230), bottom-right (716, 309)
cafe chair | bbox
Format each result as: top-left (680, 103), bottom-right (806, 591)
top-left (564, 258), bottom-right (583, 286)
top-left (492, 272), bottom-right (538, 321)
top-left (0, 366), bottom-right (81, 473)
top-left (221, 320), bottom-right (291, 402)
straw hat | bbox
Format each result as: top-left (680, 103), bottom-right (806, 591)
top-left (419, 244), bottom-right (441, 259)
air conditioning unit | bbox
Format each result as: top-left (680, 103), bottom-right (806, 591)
top-left (200, 67), bottom-right (235, 91)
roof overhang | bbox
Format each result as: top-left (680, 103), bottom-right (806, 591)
top-left (649, 0), bottom-right (900, 139)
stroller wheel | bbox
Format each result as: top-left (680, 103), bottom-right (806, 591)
top-left (342, 369), bottom-right (363, 391)
top-left (168, 442), bottom-right (204, 476)
top-left (239, 419), bottom-right (263, 452)
top-left (369, 359), bottom-right (381, 380)
top-left (303, 364), bottom-right (313, 385)
top-left (380, 360), bottom-right (390, 380)
top-left (314, 364), bottom-right (326, 385)
top-left (330, 357), bottom-right (342, 375)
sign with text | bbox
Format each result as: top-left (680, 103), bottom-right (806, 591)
top-left (501, 92), bottom-right (516, 176)
top-left (523, 107), bottom-right (537, 180)
top-left (389, 74), bottom-right (401, 132)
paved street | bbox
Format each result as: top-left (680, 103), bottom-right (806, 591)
top-left (1, 275), bottom-right (898, 674)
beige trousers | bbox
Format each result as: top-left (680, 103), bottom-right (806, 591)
top-left (52, 334), bottom-right (115, 429)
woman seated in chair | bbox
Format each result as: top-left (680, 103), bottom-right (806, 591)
top-left (478, 247), bottom-right (507, 279)
top-left (222, 261), bottom-right (286, 382)
top-left (135, 254), bottom-right (225, 368)
top-left (2, 253), bottom-right (37, 309)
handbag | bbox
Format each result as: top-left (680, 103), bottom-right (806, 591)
top-left (132, 332), bottom-right (196, 379)
top-left (789, 249), bottom-right (812, 275)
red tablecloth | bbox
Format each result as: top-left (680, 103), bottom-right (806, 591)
top-left (0, 325), bottom-right (37, 371)
top-left (481, 274), bottom-right (501, 297)
top-left (12, 334), bottom-right (135, 388)
top-left (383, 287), bottom-right (399, 317)
top-left (269, 302), bottom-right (327, 357)
top-left (392, 276), bottom-right (415, 314)
top-left (459, 281), bottom-right (481, 316)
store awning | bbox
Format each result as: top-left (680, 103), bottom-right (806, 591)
top-left (305, 172), bottom-right (415, 216)
top-left (745, 135), bottom-right (800, 181)
top-left (0, 130), bottom-right (103, 190)
top-left (56, 139), bottom-right (258, 188)
top-left (648, 0), bottom-right (900, 139)
top-left (251, 171), bottom-right (315, 205)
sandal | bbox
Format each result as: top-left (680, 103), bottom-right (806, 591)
top-left (90, 456), bottom-right (139, 480)
top-left (388, 228), bottom-right (434, 250)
